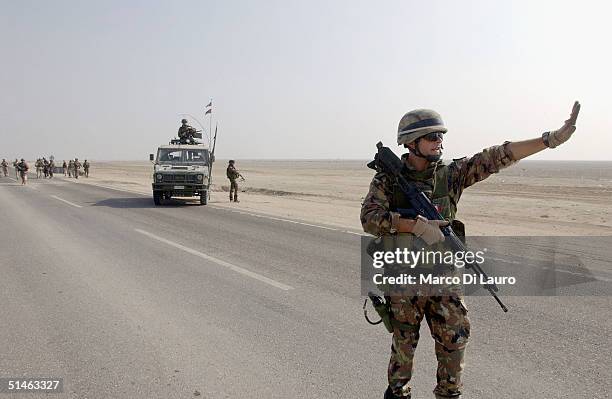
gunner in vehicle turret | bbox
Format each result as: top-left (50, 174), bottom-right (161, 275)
top-left (178, 118), bottom-right (198, 144)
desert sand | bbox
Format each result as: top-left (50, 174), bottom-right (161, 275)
top-left (73, 159), bottom-right (612, 236)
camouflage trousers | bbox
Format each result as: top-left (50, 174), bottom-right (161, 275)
top-left (229, 180), bottom-right (238, 200)
top-left (388, 293), bottom-right (470, 398)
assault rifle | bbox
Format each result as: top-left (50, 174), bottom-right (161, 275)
top-left (369, 142), bottom-right (508, 312)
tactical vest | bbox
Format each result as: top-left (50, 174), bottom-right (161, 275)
top-left (390, 161), bottom-right (457, 222)
top-left (380, 160), bottom-right (465, 258)
top-left (226, 166), bottom-right (237, 180)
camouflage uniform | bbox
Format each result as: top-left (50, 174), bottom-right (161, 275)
top-left (68, 160), bottom-right (73, 177)
top-left (73, 159), bottom-right (81, 179)
top-left (361, 143), bottom-right (516, 398)
top-left (178, 124), bottom-right (197, 144)
top-left (35, 159), bottom-right (43, 178)
top-left (13, 159), bottom-right (19, 179)
top-left (1, 160), bottom-right (8, 177)
top-left (16, 160), bottom-right (29, 185)
top-left (83, 160), bottom-right (90, 177)
top-left (48, 160), bottom-right (55, 178)
top-left (42, 158), bottom-right (49, 178)
top-left (62, 161), bottom-right (67, 176)
top-left (226, 163), bottom-right (240, 202)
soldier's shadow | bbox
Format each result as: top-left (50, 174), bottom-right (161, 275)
top-left (92, 197), bottom-right (201, 208)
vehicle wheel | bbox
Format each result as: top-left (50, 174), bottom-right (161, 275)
top-left (153, 191), bottom-right (162, 206)
top-left (200, 190), bottom-right (208, 205)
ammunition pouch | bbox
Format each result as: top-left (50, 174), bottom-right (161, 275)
top-left (365, 293), bottom-right (419, 334)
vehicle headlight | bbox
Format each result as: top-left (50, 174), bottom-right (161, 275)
top-left (156, 173), bottom-right (163, 181)
top-left (196, 174), bottom-right (203, 182)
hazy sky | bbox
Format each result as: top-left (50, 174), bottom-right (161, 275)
top-left (1, 0), bottom-right (610, 161)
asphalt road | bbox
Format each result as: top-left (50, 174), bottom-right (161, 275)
top-left (1, 174), bottom-right (610, 399)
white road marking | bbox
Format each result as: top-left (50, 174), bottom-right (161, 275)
top-left (68, 181), bottom-right (150, 196)
top-left (209, 206), bottom-right (367, 236)
top-left (70, 180), bottom-right (367, 236)
top-left (135, 228), bottom-right (294, 291)
top-left (51, 195), bottom-right (83, 208)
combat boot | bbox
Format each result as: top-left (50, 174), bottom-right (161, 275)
top-left (233, 194), bottom-right (239, 203)
top-left (384, 386), bottom-right (410, 399)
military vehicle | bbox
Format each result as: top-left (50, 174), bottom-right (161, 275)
top-left (150, 141), bottom-right (212, 205)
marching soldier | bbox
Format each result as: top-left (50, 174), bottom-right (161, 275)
top-left (42, 158), bottom-right (49, 178)
top-left (16, 158), bottom-right (29, 185)
top-left (35, 158), bottom-right (43, 178)
top-left (1, 159), bottom-right (8, 177)
top-left (48, 158), bottom-right (55, 178)
top-left (226, 160), bottom-right (243, 202)
top-left (73, 158), bottom-right (81, 179)
top-left (361, 102), bottom-right (580, 399)
top-left (83, 159), bottom-right (90, 177)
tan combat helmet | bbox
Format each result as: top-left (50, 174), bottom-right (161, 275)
top-left (397, 109), bottom-right (447, 146)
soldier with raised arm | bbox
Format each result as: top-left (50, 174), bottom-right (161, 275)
top-left (361, 102), bottom-right (580, 399)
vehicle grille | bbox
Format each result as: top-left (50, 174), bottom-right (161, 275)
top-left (162, 174), bottom-right (197, 183)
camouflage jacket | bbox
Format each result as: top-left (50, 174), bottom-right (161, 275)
top-left (360, 142), bottom-right (516, 236)
top-left (226, 165), bottom-right (240, 181)
top-left (1, 161), bottom-right (7, 168)
top-left (178, 125), bottom-right (195, 137)
top-left (83, 161), bottom-right (90, 169)
top-left (17, 161), bottom-right (29, 172)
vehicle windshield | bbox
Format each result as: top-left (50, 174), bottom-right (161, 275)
top-left (157, 149), bottom-right (209, 165)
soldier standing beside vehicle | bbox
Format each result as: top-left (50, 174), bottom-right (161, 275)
top-left (83, 159), bottom-right (90, 177)
top-left (361, 102), bottom-right (580, 399)
top-left (1, 159), bottom-right (8, 177)
top-left (226, 160), bottom-right (243, 202)
top-left (73, 158), bottom-right (81, 179)
top-left (16, 158), bottom-right (29, 185)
